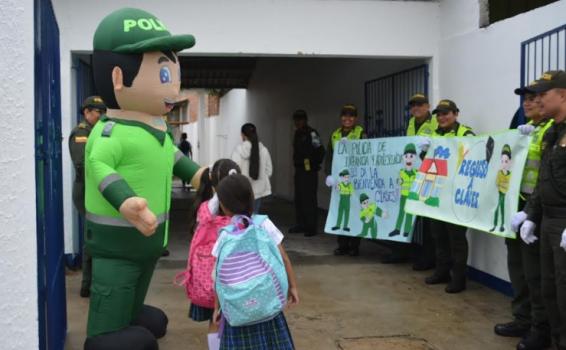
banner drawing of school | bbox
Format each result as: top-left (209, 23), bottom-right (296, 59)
top-left (324, 136), bottom-right (423, 243)
top-left (404, 130), bottom-right (529, 239)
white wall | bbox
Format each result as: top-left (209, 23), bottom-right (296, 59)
top-left (52, 0), bottom-right (440, 253)
top-left (437, 0), bottom-right (566, 280)
top-left (245, 57), bottom-right (425, 204)
top-left (0, 0), bottom-right (38, 348)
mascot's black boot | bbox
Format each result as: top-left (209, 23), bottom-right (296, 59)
top-left (132, 304), bottom-right (169, 339)
top-left (84, 326), bottom-right (158, 350)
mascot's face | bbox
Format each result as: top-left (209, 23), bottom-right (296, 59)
top-left (113, 51), bottom-right (181, 116)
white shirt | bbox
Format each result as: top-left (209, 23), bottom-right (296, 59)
top-left (211, 218), bottom-right (284, 258)
top-left (231, 141), bottom-right (273, 199)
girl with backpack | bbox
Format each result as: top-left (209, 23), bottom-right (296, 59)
top-left (176, 159), bottom-right (241, 348)
top-left (211, 174), bottom-right (299, 350)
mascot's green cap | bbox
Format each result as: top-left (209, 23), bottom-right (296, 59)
top-left (359, 193), bottom-right (369, 203)
top-left (404, 143), bottom-right (417, 154)
top-left (93, 8), bottom-right (196, 53)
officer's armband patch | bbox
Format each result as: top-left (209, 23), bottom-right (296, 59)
top-left (101, 121), bottom-right (116, 137)
top-left (74, 136), bottom-right (88, 143)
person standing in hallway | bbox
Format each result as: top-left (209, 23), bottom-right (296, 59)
top-left (516, 70), bottom-right (566, 350)
top-left (289, 109), bottom-right (325, 237)
top-left (232, 123), bottom-right (273, 213)
top-left (422, 99), bottom-right (474, 294)
top-left (324, 104), bottom-right (366, 256)
top-left (495, 81), bottom-right (553, 350)
top-left (178, 132), bottom-right (193, 190)
top-left (68, 95), bottom-right (106, 298)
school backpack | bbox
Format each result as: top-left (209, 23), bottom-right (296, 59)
top-left (215, 215), bottom-right (289, 327)
top-left (175, 200), bottom-right (231, 308)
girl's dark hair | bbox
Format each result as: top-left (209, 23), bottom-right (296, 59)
top-left (216, 174), bottom-right (254, 217)
top-left (241, 123), bottom-right (260, 180)
top-left (188, 159), bottom-right (241, 234)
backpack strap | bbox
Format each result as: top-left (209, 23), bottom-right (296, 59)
top-left (251, 214), bottom-right (267, 226)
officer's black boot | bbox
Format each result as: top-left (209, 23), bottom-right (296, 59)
top-left (494, 321), bottom-right (530, 337)
top-left (445, 271), bottom-right (466, 293)
top-left (84, 326), bottom-right (158, 350)
top-left (425, 270), bottom-right (451, 285)
top-left (132, 305), bottom-right (168, 339)
top-left (516, 329), bottom-right (551, 350)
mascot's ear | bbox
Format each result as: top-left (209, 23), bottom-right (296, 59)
top-left (112, 66), bottom-right (124, 91)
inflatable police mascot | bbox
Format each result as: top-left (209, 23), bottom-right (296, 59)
top-left (84, 8), bottom-right (204, 350)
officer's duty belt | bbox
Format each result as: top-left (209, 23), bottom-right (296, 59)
top-left (543, 205), bottom-right (566, 218)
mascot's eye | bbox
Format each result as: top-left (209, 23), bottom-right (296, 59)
top-left (160, 67), bottom-right (172, 84)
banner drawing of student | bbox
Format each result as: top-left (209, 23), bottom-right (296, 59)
top-left (490, 144), bottom-right (512, 232)
top-left (331, 168), bottom-right (354, 232)
top-left (389, 143), bottom-right (417, 237)
top-left (357, 193), bottom-right (387, 239)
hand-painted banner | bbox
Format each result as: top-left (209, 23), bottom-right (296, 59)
top-left (324, 136), bottom-right (423, 243)
top-left (404, 130), bottom-right (529, 239)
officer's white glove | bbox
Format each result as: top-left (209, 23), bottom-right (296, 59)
top-left (325, 175), bottom-right (336, 187)
top-left (518, 124), bottom-right (535, 136)
top-left (511, 211), bottom-right (528, 233)
top-left (560, 228), bottom-right (566, 252)
top-left (208, 193), bottom-right (220, 216)
top-left (520, 220), bottom-right (538, 245)
top-left (339, 137), bottom-right (348, 146)
top-left (418, 138), bottom-right (432, 153)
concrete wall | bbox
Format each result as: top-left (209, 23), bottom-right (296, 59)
top-left (437, 0), bottom-right (566, 280)
top-left (0, 0), bottom-right (38, 348)
top-left (52, 0), bottom-right (440, 253)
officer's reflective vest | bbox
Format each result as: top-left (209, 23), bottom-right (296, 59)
top-left (338, 181), bottom-right (354, 195)
top-left (520, 119), bottom-right (554, 194)
top-left (407, 114), bottom-right (438, 136)
top-left (331, 125), bottom-right (364, 149)
top-left (399, 169), bottom-right (416, 196)
top-left (432, 124), bottom-right (472, 137)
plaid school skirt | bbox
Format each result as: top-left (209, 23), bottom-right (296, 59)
top-left (220, 312), bottom-right (295, 350)
top-left (189, 303), bottom-right (213, 322)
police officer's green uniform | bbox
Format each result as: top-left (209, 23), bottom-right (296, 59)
top-left (69, 96), bottom-right (106, 297)
top-left (324, 111), bottom-right (365, 254)
top-left (85, 8), bottom-right (199, 344)
top-left (524, 70), bottom-right (566, 349)
top-left (390, 143), bottom-right (417, 237)
top-left (358, 193), bottom-right (384, 239)
top-left (332, 169), bottom-right (354, 231)
top-left (426, 100), bottom-right (474, 293)
top-left (491, 145), bottom-right (512, 232)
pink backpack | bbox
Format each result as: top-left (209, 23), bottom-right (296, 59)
top-left (175, 200), bottom-right (231, 308)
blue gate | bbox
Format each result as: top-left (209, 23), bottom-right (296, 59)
top-left (35, 0), bottom-right (66, 349)
top-left (364, 64), bottom-right (429, 137)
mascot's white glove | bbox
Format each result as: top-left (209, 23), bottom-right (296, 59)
top-left (561, 229), bottom-right (566, 252)
top-left (518, 124), bottom-right (536, 136)
top-left (325, 175), bottom-right (336, 187)
top-left (520, 220), bottom-right (538, 245)
top-left (418, 138), bottom-right (432, 153)
top-left (208, 193), bottom-right (220, 216)
top-left (511, 211), bottom-right (528, 233)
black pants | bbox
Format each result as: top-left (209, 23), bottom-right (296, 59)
top-left (411, 217), bottom-right (436, 266)
top-left (540, 216), bottom-right (566, 347)
top-left (431, 219), bottom-right (468, 284)
top-left (294, 169), bottom-right (319, 234)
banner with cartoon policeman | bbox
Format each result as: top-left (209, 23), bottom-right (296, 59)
top-left (325, 136), bottom-right (423, 243)
top-left (404, 130), bottom-right (529, 239)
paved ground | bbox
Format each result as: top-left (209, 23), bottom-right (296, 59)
top-left (65, 184), bottom-right (517, 349)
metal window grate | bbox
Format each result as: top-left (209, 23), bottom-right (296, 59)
top-left (521, 24), bottom-right (566, 89)
top-left (364, 65), bottom-right (429, 138)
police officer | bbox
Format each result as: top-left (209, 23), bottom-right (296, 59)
top-left (422, 99), bottom-right (474, 293)
top-left (289, 109), bottom-right (325, 237)
top-left (517, 70), bottom-right (566, 350)
top-left (68, 95), bottom-right (106, 298)
top-left (494, 82), bottom-right (553, 350)
top-left (325, 104), bottom-right (366, 256)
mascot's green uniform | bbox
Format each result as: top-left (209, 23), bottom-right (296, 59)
top-left (84, 8), bottom-right (203, 350)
